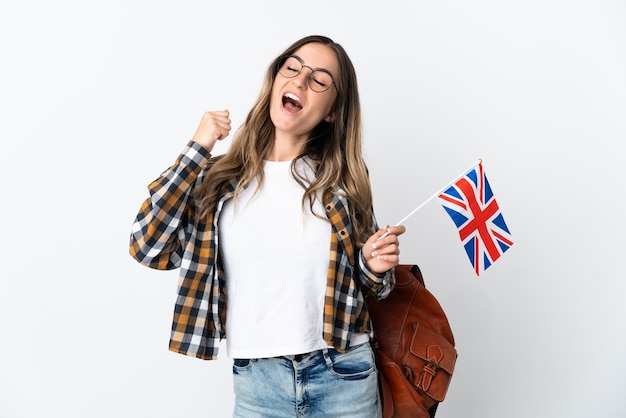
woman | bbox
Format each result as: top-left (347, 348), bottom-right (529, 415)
top-left (129, 35), bottom-right (405, 417)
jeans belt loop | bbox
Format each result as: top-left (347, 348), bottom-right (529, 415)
top-left (322, 348), bottom-right (332, 367)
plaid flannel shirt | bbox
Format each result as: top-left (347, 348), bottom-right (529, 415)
top-left (129, 141), bottom-right (394, 360)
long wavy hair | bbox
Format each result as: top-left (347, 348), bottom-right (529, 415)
top-left (195, 35), bottom-right (375, 246)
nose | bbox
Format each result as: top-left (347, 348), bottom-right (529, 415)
top-left (293, 67), bottom-right (312, 88)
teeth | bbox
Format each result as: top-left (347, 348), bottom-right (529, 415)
top-left (284, 92), bottom-right (301, 104)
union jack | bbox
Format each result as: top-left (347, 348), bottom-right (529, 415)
top-left (438, 163), bottom-right (513, 276)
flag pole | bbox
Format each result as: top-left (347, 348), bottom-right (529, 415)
top-left (378, 159), bottom-right (482, 239)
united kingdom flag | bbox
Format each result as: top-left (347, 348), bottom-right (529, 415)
top-left (438, 163), bottom-right (513, 276)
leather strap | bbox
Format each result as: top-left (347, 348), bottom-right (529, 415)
top-left (417, 345), bottom-right (443, 391)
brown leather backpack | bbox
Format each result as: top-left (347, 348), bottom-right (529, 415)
top-left (367, 264), bottom-right (457, 418)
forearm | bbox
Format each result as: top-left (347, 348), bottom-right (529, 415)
top-left (357, 250), bottom-right (394, 299)
top-left (129, 141), bottom-right (210, 269)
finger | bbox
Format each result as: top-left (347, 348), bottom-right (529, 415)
top-left (204, 111), bottom-right (232, 140)
top-left (204, 112), bottom-right (230, 126)
top-left (211, 115), bottom-right (231, 128)
top-left (192, 110), bottom-right (232, 150)
top-left (372, 243), bottom-right (399, 258)
top-left (214, 123), bottom-right (231, 140)
top-left (368, 252), bottom-right (400, 268)
top-left (371, 239), bottom-right (399, 258)
top-left (391, 225), bottom-right (406, 236)
top-left (376, 225), bottom-right (392, 241)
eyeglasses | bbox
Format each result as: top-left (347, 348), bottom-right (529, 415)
top-left (278, 55), bottom-right (337, 93)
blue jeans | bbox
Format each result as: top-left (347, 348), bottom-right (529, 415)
top-left (232, 342), bottom-right (381, 417)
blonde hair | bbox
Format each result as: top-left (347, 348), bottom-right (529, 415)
top-left (195, 35), bottom-right (375, 246)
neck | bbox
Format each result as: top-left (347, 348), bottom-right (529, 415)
top-left (267, 132), bottom-right (307, 162)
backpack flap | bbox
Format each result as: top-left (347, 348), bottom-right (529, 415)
top-left (404, 322), bottom-right (457, 402)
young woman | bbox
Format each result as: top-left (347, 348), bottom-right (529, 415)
top-left (129, 35), bottom-right (405, 417)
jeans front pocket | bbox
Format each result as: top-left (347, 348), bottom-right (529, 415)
top-left (327, 342), bottom-right (376, 380)
top-left (232, 358), bottom-right (254, 374)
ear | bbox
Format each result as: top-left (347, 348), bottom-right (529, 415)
top-left (323, 112), bottom-right (335, 123)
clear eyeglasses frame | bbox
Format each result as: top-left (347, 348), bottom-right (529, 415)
top-left (277, 55), bottom-right (337, 93)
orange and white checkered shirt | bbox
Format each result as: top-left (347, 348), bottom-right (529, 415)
top-left (129, 141), bottom-right (393, 360)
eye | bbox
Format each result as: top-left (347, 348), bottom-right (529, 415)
top-left (312, 77), bottom-right (328, 88)
top-left (281, 57), bottom-right (302, 74)
top-left (311, 71), bottom-right (332, 88)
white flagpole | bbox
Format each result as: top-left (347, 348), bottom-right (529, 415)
top-left (379, 159), bottom-right (482, 239)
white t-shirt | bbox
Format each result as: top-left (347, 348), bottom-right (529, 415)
top-left (219, 158), bottom-right (332, 359)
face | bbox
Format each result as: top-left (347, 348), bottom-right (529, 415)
top-left (269, 42), bottom-right (339, 143)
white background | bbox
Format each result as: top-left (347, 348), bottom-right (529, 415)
top-left (1, 1), bottom-right (625, 417)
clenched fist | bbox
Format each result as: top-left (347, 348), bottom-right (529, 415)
top-left (191, 110), bottom-right (231, 152)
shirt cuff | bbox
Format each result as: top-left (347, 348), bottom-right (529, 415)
top-left (178, 141), bottom-right (211, 171)
top-left (358, 250), bottom-right (391, 286)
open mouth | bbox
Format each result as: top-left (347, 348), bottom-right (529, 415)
top-left (282, 92), bottom-right (302, 112)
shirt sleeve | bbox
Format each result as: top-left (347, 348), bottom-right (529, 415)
top-left (129, 141), bottom-right (210, 270)
top-left (357, 250), bottom-right (394, 299)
